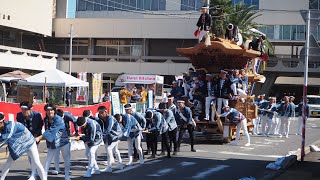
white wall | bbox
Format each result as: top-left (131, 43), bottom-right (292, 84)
top-left (0, 0), bottom-right (53, 36)
top-left (53, 18), bottom-right (198, 39)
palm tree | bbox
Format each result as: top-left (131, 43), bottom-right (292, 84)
top-left (209, 0), bottom-right (274, 54)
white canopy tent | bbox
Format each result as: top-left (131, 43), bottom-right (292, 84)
top-left (18, 69), bottom-right (89, 104)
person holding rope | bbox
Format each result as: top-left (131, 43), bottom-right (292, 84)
top-left (0, 113), bottom-right (47, 180)
top-left (38, 103), bottom-right (71, 180)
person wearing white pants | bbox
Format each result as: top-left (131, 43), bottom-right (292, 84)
top-left (196, 6), bottom-right (211, 43)
top-left (76, 117), bottom-right (103, 178)
top-left (253, 94), bottom-right (267, 135)
top-left (121, 114), bottom-right (144, 166)
top-left (215, 70), bottom-right (231, 115)
top-left (296, 99), bottom-right (310, 135)
top-left (279, 96), bottom-right (294, 138)
top-left (220, 106), bottom-right (250, 146)
top-left (262, 97), bottom-right (278, 136)
top-left (97, 107), bottom-right (123, 173)
top-left (0, 113), bottom-right (47, 180)
top-left (38, 104), bottom-right (71, 180)
top-left (205, 73), bottom-right (216, 121)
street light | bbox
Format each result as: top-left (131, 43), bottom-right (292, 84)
top-left (68, 24), bottom-right (77, 75)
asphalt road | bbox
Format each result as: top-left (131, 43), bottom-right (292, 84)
top-left (1, 118), bottom-right (320, 180)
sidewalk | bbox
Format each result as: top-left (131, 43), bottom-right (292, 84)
top-left (276, 152), bottom-right (320, 180)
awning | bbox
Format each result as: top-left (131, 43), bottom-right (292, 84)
top-left (275, 77), bottom-right (320, 86)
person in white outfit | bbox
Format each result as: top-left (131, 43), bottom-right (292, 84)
top-left (205, 73), bottom-right (216, 121)
top-left (262, 97), bottom-right (278, 136)
top-left (279, 96), bottom-right (295, 138)
top-left (219, 106), bottom-right (250, 146)
top-left (253, 94), bottom-right (267, 135)
top-left (76, 117), bottom-right (103, 178)
top-left (0, 113), bottom-right (47, 180)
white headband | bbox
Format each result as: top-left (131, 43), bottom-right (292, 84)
top-left (124, 107), bottom-right (132, 110)
top-left (146, 110), bottom-right (154, 119)
top-left (46, 107), bottom-right (53, 110)
top-left (177, 100), bottom-right (185, 103)
top-left (0, 117), bottom-right (4, 122)
top-left (80, 119), bottom-right (88, 127)
top-left (20, 105), bottom-right (28, 109)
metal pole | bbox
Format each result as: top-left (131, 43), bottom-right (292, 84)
top-left (69, 24), bottom-right (73, 75)
top-left (301, 10), bottom-right (310, 162)
top-left (207, 0), bottom-right (210, 7)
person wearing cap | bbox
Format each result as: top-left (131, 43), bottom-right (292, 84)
top-left (98, 107), bottom-right (124, 173)
top-left (0, 113), bottom-right (47, 180)
top-left (171, 80), bottom-right (183, 102)
top-left (121, 114), bottom-right (144, 166)
top-left (204, 73), bottom-right (216, 121)
top-left (175, 99), bottom-right (196, 152)
top-left (296, 97), bottom-right (310, 135)
top-left (215, 70), bottom-right (232, 115)
top-left (16, 101), bottom-right (44, 180)
top-left (258, 95), bottom-right (271, 136)
top-left (219, 106), bottom-right (251, 146)
top-left (145, 110), bottom-right (171, 158)
top-left (196, 6), bottom-right (211, 43)
top-left (279, 96), bottom-right (294, 138)
top-left (56, 109), bottom-right (78, 137)
top-left (76, 116), bottom-right (103, 177)
top-left (37, 103), bottom-right (71, 180)
top-left (158, 102), bottom-right (178, 156)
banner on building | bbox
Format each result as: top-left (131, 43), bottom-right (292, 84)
top-left (0, 101), bottom-right (111, 134)
top-left (111, 92), bottom-right (121, 115)
top-left (92, 73), bottom-right (103, 103)
top-left (77, 72), bottom-right (87, 101)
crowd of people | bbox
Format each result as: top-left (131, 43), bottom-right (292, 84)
top-left (0, 97), bottom-right (198, 179)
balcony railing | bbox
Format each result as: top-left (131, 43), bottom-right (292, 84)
top-left (0, 45), bottom-right (58, 59)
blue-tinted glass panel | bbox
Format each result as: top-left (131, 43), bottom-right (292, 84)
top-left (85, 1), bottom-right (94, 10)
top-left (129, 0), bottom-right (136, 10)
top-left (252, 0), bottom-right (259, 9)
top-left (78, 0), bottom-right (86, 11)
top-left (243, 0), bottom-right (251, 7)
top-left (309, 0), bottom-right (319, 9)
top-left (297, 25), bottom-right (306, 40)
top-left (93, 0), bottom-right (101, 11)
top-left (114, 0), bottom-right (122, 10)
top-left (151, 0), bottom-right (159, 10)
top-left (281, 25), bottom-right (291, 40)
top-left (137, 0), bottom-right (144, 10)
top-left (144, 0), bottom-right (151, 10)
top-left (159, 0), bottom-right (166, 10)
top-left (291, 25), bottom-right (297, 40)
top-left (266, 25), bottom-right (274, 39)
top-left (108, 1), bottom-right (115, 11)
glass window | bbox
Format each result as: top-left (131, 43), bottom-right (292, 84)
top-left (106, 39), bottom-right (119, 45)
top-left (137, 0), bottom-right (144, 10)
top-left (129, 0), bottom-right (137, 10)
top-left (107, 46), bottom-right (118, 55)
top-left (85, 1), bottom-right (94, 11)
top-left (119, 39), bottom-right (131, 45)
top-left (114, 0), bottom-right (122, 10)
top-left (95, 46), bottom-right (106, 55)
top-left (78, 46), bottom-right (88, 55)
top-left (122, 0), bottom-right (130, 10)
top-left (151, 0), bottom-right (159, 11)
top-left (78, 0), bottom-right (86, 11)
top-left (144, 0), bottom-right (151, 10)
top-left (96, 39), bottom-right (106, 46)
top-left (296, 25), bottom-right (306, 40)
top-left (252, 0), bottom-right (259, 9)
top-left (232, 0), bottom-right (259, 9)
top-left (133, 39), bottom-right (142, 45)
top-left (131, 45), bottom-right (142, 56)
top-left (181, 0), bottom-right (201, 11)
top-left (93, 0), bottom-right (101, 11)
top-left (310, 0), bottom-right (319, 9)
top-left (108, 1), bottom-right (115, 11)
top-left (119, 46), bottom-right (131, 55)
top-left (266, 25), bottom-right (274, 39)
top-left (159, 0), bottom-right (166, 10)
top-left (281, 25), bottom-right (291, 40)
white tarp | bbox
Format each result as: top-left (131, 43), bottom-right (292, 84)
top-left (115, 74), bottom-right (164, 86)
top-left (17, 69), bottom-right (89, 87)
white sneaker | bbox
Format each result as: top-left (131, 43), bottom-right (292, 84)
top-left (279, 135), bottom-right (283, 138)
top-left (126, 161), bottom-right (133, 166)
top-left (139, 157), bottom-right (144, 164)
top-left (114, 163), bottom-right (124, 170)
top-left (28, 176), bottom-right (36, 180)
top-left (52, 170), bottom-right (59, 175)
top-left (244, 143), bottom-right (251, 147)
top-left (285, 135), bottom-right (289, 138)
top-left (101, 167), bottom-right (112, 173)
top-left (65, 176), bottom-right (71, 180)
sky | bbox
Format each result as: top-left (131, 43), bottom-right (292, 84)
top-left (68, 0), bottom-right (76, 18)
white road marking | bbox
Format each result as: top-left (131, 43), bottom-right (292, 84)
top-left (192, 165), bottom-right (230, 179)
top-left (179, 161), bottom-right (196, 167)
top-left (113, 159), bottom-right (162, 174)
top-left (244, 144), bottom-right (273, 147)
top-left (240, 147), bottom-right (255, 150)
top-left (147, 168), bottom-right (175, 177)
top-left (264, 139), bottom-right (285, 142)
top-left (196, 149), bottom-right (210, 153)
top-left (218, 151), bottom-right (282, 158)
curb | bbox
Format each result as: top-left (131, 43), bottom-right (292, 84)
top-left (260, 138), bottom-right (320, 180)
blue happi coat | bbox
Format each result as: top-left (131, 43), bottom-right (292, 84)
top-left (284, 102), bottom-right (295, 117)
top-left (43, 115), bottom-right (70, 149)
top-left (277, 102), bottom-right (286, 116)
top-left (131, 112), bottom-right (146, 129)
top-left (80, 118), bottom-right (103, 147)
top-left (16, 111), bottom-right (43, 137)
top-left (160, 109), bottom-right (177, 132)
top-left (101, 116), bottom-right (123, 145)
top-left (122, 114), bottom-right (142, 139)
top-left (266, 103), bottom-right (278, 119)
top-left (257, 100), bottom-right (269, 115)
top-left (221, 108), bottom-right (246, 124)
top-left (0, 121), bottom-right (35, 161)
top-left (96, 114), bottom-right (114, 132)
top-left (62, 112), bottom-right (78, 136)
top-left (146, 111), bottom-right (168, 134)
top-left (175, 106), bottom-right (193, 125)
top-left (297, 102), bottom-right (310, 117)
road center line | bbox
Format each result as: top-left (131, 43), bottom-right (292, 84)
top-left (192, 165), bottom-right (230, 179)
top-left (218, 151), bottom-right (282, 158)
top-left (179, 161), bottom-right (196, 167)
top-left (113, 159), bottom-right (162, 174)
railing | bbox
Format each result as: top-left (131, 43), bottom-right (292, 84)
top-left (266, 57), bottom-right (320, 72)
top-left (0, 45), bottom-right (58, 59)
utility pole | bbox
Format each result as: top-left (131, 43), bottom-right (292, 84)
top-left (301, 10), bottom-right (311, 162)
top-left (207, 0), bottom-right (210, 7)
top-left (69, 24), bottom-right (74, 75)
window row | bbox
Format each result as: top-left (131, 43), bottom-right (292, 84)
top-left (258, 25), bottom-right (306, 41)
top-left (77, 0), bottom-right (166, 11)
top-left (232, 0), bottom-right (259, 10)
top-left (180, 0), bottom-right (204, 11)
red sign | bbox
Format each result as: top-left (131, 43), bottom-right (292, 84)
top-left (0, 102), bottom-right (111, 134)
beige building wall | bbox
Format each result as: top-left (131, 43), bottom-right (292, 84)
top-left (0, 0), bottom-right (53, 36)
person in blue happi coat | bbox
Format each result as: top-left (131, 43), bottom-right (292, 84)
top-left (176, 99), bottom-right (196, 152)
top-left (158, 102), bottom-right (178, 156)
top-left (16, 101), bottom-right (44, 180)
top-left (296, 97), bottom-right (310, 135)
top-left (56, 109), bottom-right (78, 136)
top-left (76, 116), bottom-right (103, 178)
top-left (0, 113), bottom-right (46, 180)
top-left (37, 104), bottom-right (70, 180)
top-left (252, 94), bottom-right (267, 135)
top-left (97, 106), bottom-right (123, 172)
top-left (279, 96), bottom-right (295, 138)
top-left (120, 113), bottom-right (144, 166)
top-left (263, 97), bottom-right (278, 136)
top-left (259, 96), bottom-right (271, 136)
